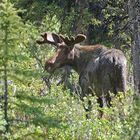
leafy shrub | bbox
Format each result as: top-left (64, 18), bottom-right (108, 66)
top-left (0, 1), bottom-right (139, 140)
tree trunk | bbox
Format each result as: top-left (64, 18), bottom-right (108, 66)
top-left (129, 0), bottom-right (140, 95)
top-left (3, 21), bottom-right (9, 134)
top-left (72, 0), bottom-right (89, 34)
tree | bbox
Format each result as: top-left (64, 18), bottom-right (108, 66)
top-left (129, 0), bottom-right (140, 95)
top-left (0, 0), bottom-right (41, 137)
top-left (0, 0), bottom-right (26, 133)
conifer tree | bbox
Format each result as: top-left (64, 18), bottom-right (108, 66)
top-left (0, 0), bottom-right (29, 135)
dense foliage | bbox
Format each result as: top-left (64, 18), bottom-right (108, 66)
top-left (0, 0), bottom-right (140, 140)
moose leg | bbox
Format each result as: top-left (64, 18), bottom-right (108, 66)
top-left (97, 97), bottom-right (104, 118)
top-left (79, 76), bottom-right (92, 119)
top-left (96, 91), bottom-right (112, 118)
top-left (83, 100), bottom-right (92, 119)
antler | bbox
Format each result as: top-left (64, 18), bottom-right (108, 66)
top-left (60, 34), bottom-right (86, 46)
top-left (36, 32), bottom-right (63, 46)
top-left (37, 32), bottom-right (86, 47)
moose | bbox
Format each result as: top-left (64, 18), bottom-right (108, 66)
top-left (37, 32), bottom-right (127, 117)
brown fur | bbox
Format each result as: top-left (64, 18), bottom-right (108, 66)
top-left (75, 44), bottom-right (106, 52)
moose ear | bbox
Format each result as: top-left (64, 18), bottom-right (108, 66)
top-left (67, 49), bottom-right (74, 59)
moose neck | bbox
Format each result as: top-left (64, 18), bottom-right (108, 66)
top-left (68, 44), bottom-right (107, 74)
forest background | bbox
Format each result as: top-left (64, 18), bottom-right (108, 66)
top-left (0, 0), bottom-right (140, 139)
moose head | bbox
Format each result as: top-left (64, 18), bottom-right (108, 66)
top-left (37, 32), bottom-right (86, 72)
